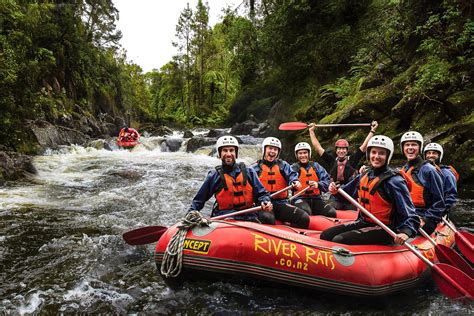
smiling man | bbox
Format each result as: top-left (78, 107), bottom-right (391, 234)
top-left (189, 135), bottom-right (272, 221)
top-left (252, 137), bottom-right (310, 228)
top-left (399, 132), bottom-right (445, 235)
top-left (290, 142), bottom-right (336, 217)
top-left (321, 135), bottom-right (420, 245)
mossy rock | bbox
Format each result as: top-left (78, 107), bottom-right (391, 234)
top-left (445, 90), bottom-right (474, 120)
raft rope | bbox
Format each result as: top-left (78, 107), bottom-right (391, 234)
top-left (160, 211), bottom-right (211, 278)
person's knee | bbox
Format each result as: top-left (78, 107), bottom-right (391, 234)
top-left (323, 204), bottom-right (337, 218)
top-left (259, 211), bottom-right (275, 225)
top-left (294, 200), bottom-right (311, 215)
top-left (292, 208), bottom-right (310, 228)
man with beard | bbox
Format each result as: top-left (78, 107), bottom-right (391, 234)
top-left (423, 142), bottom-right (458, 214)
top-left (290, 142), bottom-right (336, 217)
top-left (321, 135), bottom-right (420, 245)
top-left (308, 121), bottom-right (378, 210)
top-left (400, 132), bottom-right (445, 235)
top-left (189, 135), bottom-right (272, 221)
top-left (252, 137), bottom-right (311, 228)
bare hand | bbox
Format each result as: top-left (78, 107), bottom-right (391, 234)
top-left (292, 181), bottom-right (302, 190)
top-left (308, 180), bottom-right (318, 188)
top-left (371, 121), bottom-right (378, 132)
top-left (308, 123), bottom-right (316, 132)
top-left (419, 217), bottom-right (425, 228)
top-left (328, 182), bottom-right (338, 195)
top-left (394, 233), bottom-right (409, 245)
top-left (359, 165), bottom-right (368, 174)
top-left (262, 201), bottom-right (273, 212)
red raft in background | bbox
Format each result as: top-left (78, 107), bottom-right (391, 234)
top-left (117, 127), bottom-right (140, 149)
top-left (155, 214), bottom-right (457, 297)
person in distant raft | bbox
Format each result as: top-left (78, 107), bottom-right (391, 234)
top-left (321, 135), bottom-right (420, 245)
top-left (118, 126), bottom-right (139, 142)
top-left (423, 142), bottom-right (458, 215)
top-left (400, 132), bottom-right (445, 235)
top-left (308, 120), bottom-right (379, 210)
top-left (290, 142), bottom-right (337, 217)
top-left (188, 135), bottom-right (272, 221)
top-left (252, 137), bottom-right (311, 228)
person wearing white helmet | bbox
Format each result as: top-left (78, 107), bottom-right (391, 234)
top-left (321, 135), bottom-right (420, 245)
top-left (423, 142), bottom-right (458, 213)
top-left (291, 142), bottom-right (336, 217)
top-left (400, 131), bottom-right (445, 235)
top-left (252, 137), bottom-right (310, 228)
top-left (308, 121), bottom-right (379, 210)
top-left (189, 135), bottom-right (272, 221)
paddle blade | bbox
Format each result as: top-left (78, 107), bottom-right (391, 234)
top-left (123, 226), bottom-right (168, 245)
top-left (431, 263), bottom-right (474, 300)
top-left (278, 122), bottom-right (308, 130)
top-left (456, 232), bottom-right (474, 264)
top-left (436, 244), bottom-right (474, 279)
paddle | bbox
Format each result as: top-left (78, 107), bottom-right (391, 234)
top-left (122, 185), bottom-right (294, 245)
top-left (289, 186), bottom-right (311, 202)
top-left (279, 122), bottom-right (372, 131)
top-left (418, 228), bottom-right (474, 278)
top-left (442, 217), bottom-right (474, 263)
top-left (123, 225), bottom-right (168, 245)
top-left (338, 188), bottom-right (473, 300)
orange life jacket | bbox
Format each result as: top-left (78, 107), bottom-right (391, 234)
top-left (437, 165), bottom-right (459, 183)
top-left (296, 163), bottom-right (321, 197)
top-left (400, 161), bottom-right (429, 208)
top-left (358, 170), bottom-right (397, 225)
top-left (215, 163), bottom-right (254, 210)
top-left (258, 161), bottom-right (288, 200)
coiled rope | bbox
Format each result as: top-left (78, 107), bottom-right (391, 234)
top-left (160, 211), bottom-right (211, 278)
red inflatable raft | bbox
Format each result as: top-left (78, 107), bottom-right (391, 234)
top-left (155, 217), bottom-right (456, 297)
top-left (117, 138), bottom-right (140, 148)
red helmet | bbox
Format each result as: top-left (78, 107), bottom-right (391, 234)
top-left (335, 139), bottom-right (349, 148)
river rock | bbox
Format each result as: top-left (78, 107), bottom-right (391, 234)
top-left (0, 151), bottom-right (37, 183)
top-left (183, 130), bottom-right (194, 138)
top-left (230, 120), bottom-right (258, 135)
top-left (164, 138), bottom-right (183, 152)
top-left (186, 136), bottom-right (217, 152)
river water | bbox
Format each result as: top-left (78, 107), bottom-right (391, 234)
top-left (0, 133), bottom-right (472, 314)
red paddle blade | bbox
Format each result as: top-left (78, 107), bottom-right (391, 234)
top-left (436, 244), bottom-right (474, 279)
top-left (431, 263), bottom-right (474, 300)
top-left (123, 226), bottom-right (168, 245)
top-left (278, 122), bottom-right (308, 130)
top-left (456, 232), bottom-right (474, 264)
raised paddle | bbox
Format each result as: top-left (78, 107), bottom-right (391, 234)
top-left (338, 188), bottom-right (473, 300)
top-left (123, 225), bottom-right (168, 245)
top-left (442, 217), bottom-right (474, 263)
top-left (418, 228), bottom-right (474, 278)
top-left (279, 122), bottom-right (372, 131)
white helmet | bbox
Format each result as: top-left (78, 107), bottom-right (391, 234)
top-left (216, 135), bottom-right (239, 158)
top-left (424, 142), bottom-right (444, 162)
top-left (294, 142), bottom-right (312, 158)
top-left (400, 131), bottom-right (424, 153)
top-left (262, 137), bottom-right (282, 158)
top-left (366, 135), bottom-right (394, 164)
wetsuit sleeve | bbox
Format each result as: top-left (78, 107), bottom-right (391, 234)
top-left (384, 176), bottom-right (420, 237)
top-left (313, 162), bottom-right (330, 193)
top-left (419, 164), bottom-right (445, 223)
top-left (334, 175), bottom-right (361, 203)
top-left (321, 151), bottom-right (335, 168)
top-left (442, 168), bottom-right (457, 210)
top-left (247, 167), bottom-right (271, 204)
top-left (280, 160), bottom-right (299, 184)
top-left (189, 170), bottom-right (219, 212)
top-left (349, 148), bottom-right (365, 168)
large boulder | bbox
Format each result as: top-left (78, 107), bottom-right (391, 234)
top-left (230, 120), bottom-right (258, 135)
top-left (186, 136), bottom-right (217, 152)
top-left (0, 151), bottom-right (37, 183)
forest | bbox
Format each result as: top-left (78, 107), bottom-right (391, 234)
top-left (1, 0), bottom-right (473, 176)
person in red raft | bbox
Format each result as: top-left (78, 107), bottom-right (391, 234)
top-left (320, 135), bottom-right (420, 245)
top-left (118, 126), bottom-right (140, 144)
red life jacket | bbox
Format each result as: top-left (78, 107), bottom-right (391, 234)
top-left (215, 163), bottom-right (254, 210)
top-left (258, 161), bottom-right (288, 200)
top-left (296, 163), bottom-right (320, 197)
top-left (357, 170), bottom-right (397, 225)
top-left (400, 161), bottom-right (429, 208)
